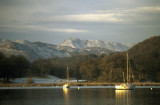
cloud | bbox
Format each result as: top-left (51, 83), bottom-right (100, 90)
top-left (0, 25), bottom-right (88, 33)
top-left (48, 14), bottom-right (123, 23)
top-left (0, 0), bottom-right (160, 44)
top-left (49, 28), bottom-right (88, 33)
top-left (36, 6), bottom-right (160, 24)
top-left (1, 5), bottom-right (160, 35)
top-left (95, 6), bottom-right (160, 23)
top-left (1, 0), bottom-right (160, 25)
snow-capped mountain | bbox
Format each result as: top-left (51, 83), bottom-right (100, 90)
top-left (60, 38), bottom-right (129, 51)
top-left (0, 38), bottom-right (131, 61)
top-left (0, 39), bottom-right (70, 61)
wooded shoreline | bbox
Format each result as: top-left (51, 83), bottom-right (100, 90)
top-left (1, 82), bottom-right (160, 87)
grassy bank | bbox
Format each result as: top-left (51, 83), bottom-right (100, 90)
top-left (1, 82), bottom-right (160, 87)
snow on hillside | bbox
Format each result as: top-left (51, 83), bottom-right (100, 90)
top-left (60, 38), bottom-right (129, 51)
top-left (60, 38), bottom-right (87, 49)
top-left (0, 39), bottom-right (70, 61)
top-left (0, 38), bottom-right (132, 61)
top-left (11, 75), bottom-right (85, 83)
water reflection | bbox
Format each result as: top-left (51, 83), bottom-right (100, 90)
top-left (63, 88), bottom-right (70, 105)
top-left (115, 90), bottom-right (134, 105)
top-left (1, 88), bottom-right (159, 105)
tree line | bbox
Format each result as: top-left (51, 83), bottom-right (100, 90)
top-left (0, 52), bottom-right (30, 82)
top-left (0, 50), bottom-right (160, 82)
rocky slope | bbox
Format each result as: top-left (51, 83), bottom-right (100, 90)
top-left (60, 38), bottom-right (129, 51)
top-left (0, 38), bottom-right (131, 61)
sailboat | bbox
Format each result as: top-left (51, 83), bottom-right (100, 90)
top-left (115, 53), bottom-right (135, 90)
top-left (63, 66), bottom-right (71, 88)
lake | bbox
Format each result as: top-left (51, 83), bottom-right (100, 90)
top-left (0, 86), bottom-right (160, 105)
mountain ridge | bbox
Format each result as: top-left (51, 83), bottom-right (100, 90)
top-left (0, 38), bottom-right (131, 61)
top-left (59, 38), bottom-right (130, 51)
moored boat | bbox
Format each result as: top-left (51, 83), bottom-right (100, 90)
top-left (115, 83), bottom-right (135, 90)
top-left (63, 66), bottom-right (71, 89)
top-left (115, 53), bottom-right (135, 90)
top-left (63, 83), bottom-right (70, 88)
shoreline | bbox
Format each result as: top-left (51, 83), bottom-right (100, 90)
top-left (1, 82), bottom-right (160, 87)
top-left (1, 86), bottom-right (160, 90)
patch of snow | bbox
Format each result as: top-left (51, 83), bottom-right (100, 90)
top-left (60, 38), bottom-right (130, 51)
top-left (10, 75), bottom-right (86, 83)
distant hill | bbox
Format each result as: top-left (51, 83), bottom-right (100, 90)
top-left (60, 38), bottom-right (129, 51)
top-left (0, 39), bottom-right (69, 61)
top-left (129, 36), bottom-right (160, 57)
top-left (128, 35), bottom-right (160, 81)
top-left (0, 38), bottom-right (131, 61)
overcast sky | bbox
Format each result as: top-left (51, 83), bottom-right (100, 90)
top-left (0, 0), bottom-right (160, 44)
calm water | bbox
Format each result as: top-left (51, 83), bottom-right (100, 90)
top-left (0, 87), bottom-right (160, 105)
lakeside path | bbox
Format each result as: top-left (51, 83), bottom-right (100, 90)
top-left (1, 82), bottom-right (160, 87)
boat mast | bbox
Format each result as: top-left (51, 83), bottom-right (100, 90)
top-left (129, 60), bottom-right (131, 83)
top-left (127, 52), bottom-right (129, 84)
top-left (67, 66), bottom-right (69, 83)
top-left (123, 72), bottom-right (125, 83)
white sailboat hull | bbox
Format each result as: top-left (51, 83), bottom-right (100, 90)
top-left (63, 84), bottom-right (70, 88)
top-left (115, 84), bottom-right (135, 90)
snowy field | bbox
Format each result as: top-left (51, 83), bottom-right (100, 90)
top-left (10, 75), bottom-right (85, 83)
